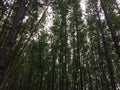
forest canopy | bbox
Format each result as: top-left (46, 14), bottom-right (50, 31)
top-left (0, 0), bottom-right (120, 90)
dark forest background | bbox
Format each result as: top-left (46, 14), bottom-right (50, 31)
top-left (0, 0), bottom-right (120, 90)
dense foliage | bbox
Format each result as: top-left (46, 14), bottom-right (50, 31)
top-left (0, 0), bottom-right (120, 90)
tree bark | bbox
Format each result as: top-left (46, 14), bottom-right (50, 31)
top-left (100, 0), bottom-right (120, 59)
top-left (95, 4), bottom-right (116, 90)
top-left (0, 0), bottom-right (29, 83)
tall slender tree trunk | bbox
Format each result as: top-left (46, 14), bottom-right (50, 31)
top-left (95, 4), bottom-right (116, 90)
top-left (51, 39), bottom-right (56, 90)
top-left (100, 0), bottom-right (120, 59)
top-left (0, 7), bottom-right (12, 49)
top-left (75, 12), bottom-right (83, 90)
top-left (92, 1), bottom-right (110, 90)
top-left (0, 0), bottom-right (29, 83)
top-left (59, 21), bottom-right (64, 90)
top-left (95, 20), bottom-right (110, 90)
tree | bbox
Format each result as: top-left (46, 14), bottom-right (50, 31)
top-left (0, 0), bottom-right (119, 89)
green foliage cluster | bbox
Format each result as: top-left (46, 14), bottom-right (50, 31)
top-left (0, 0), bottom-right (120, 90)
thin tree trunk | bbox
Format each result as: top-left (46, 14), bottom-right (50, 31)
top-left (38, 36), bottom-right (43, 90)
top-left (0, 0), bottom-right (29, 82)
top-left (51, 39), bottom-right (56, 90)
top-left (92, 1), bottom-right (110, 89)
top-left (100, 0), bottom-right (120, 59)
top-left (0, 8), bottom-right (12, 49)
top-left (96, 4), bottom-right (116, 90)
